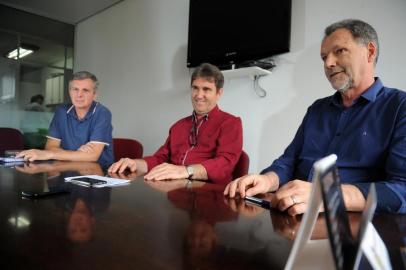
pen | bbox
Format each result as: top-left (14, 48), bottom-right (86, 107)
top-left (244, 196), bottom-right (271, 207)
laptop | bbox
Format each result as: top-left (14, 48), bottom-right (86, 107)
top-left (285, 154), bottom-right (389, 270)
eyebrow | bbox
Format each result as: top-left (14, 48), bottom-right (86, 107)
top-left (320, 44), bottom-right (341, 57)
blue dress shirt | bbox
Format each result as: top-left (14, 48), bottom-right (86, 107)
top-left (261, 78), bottom-right (406, 213)
top-left (47, 101), bottom-right (114, 167)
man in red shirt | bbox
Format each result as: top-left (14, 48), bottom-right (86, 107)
top-left (108, 63), bottom-right (243, 184)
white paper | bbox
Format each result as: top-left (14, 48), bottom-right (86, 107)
top-left (0, 157), bottom-right (25, 162)
top-left (65, 175), bottom-right (130, 188)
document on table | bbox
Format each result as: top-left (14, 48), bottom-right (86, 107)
top-left (65, 175), bottom-right (130, 188)
top-left (0, 157), bottom-right (25, 163)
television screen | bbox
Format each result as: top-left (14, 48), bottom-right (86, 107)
top-left (187, 0), bottom-right (292, 69)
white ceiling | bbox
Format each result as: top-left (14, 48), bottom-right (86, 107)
top-left (0, 0), bottom-right (123, 24)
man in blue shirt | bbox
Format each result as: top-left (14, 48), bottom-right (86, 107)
top-left (18, 71), bottom-right (113, 167)
top-left (224, 19), bottom-right (406, 214)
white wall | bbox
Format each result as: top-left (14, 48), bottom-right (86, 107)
top-left (75, 0), bottom-right (406, 173)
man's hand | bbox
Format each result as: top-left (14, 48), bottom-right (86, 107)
top-left (144, 163), bottom-right (188, 181)
top-left (223, 172), bottom-right (279, 198)
top-left (17, 149), bottom-right (53, 162)
top-left (108, 158), bottom-right (138, 173)
top-left (271, 179), bottom-right (313, 216)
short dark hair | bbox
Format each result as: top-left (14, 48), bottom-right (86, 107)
top-left (324, 19), bottom-right (379, 65)
top-left (191, 63), bottom-right (224, 90)
top-left (30, 94), bottom-right (44, 103)
top-left (69, 71), bottom-right (99, 90)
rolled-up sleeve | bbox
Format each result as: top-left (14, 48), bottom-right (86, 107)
top-left (90, 106), bottom-right (113, 145)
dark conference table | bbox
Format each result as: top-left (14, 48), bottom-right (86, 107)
top-left (0, 161), bottom-right (405, 270)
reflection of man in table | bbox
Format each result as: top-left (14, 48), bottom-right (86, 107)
top-left (157, 182), bottom-right (238, 269)
top-left (65, 186), bottom-right (111, 243)
top-left (109, 63), bottom-right (243, 184)
top-left (167, 183), bottom-right (238, 224)
top-left (15, 160), bottom-right (111, 243)
top-left (18, 71), bottom-right (114, 167)
top-left (67, 197), bottom-right (94, 243)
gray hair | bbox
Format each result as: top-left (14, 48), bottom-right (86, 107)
top-left (324, 19), bottom-right (379, 65)
top-left (191, 63), bottom-right (224, 90)
top-left (69, 71), bottom-right (99, 90)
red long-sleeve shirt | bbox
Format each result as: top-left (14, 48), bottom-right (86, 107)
top-left (144, 106), bottom-right (243, 184)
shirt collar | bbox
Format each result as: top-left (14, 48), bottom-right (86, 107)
top-left (192, 105), bottom-right (220, 121)
top-left (360, 77), bottom-right (383, 102)
top-left (330, 77), bottom-right (383, 107)
top-left (66, 101), bottom-right (98, 120)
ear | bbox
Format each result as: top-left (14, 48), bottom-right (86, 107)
top-left (367, 42), bottom-right (377, 63)
top-left (217, 88), bottom-right (224, 97)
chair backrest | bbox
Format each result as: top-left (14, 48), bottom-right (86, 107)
top-left (232, 150), bottom-right (250, 179)
top-left (113, 138), bottom-right (143, 162)
top-left (0, 128), bottom-right (24, 156)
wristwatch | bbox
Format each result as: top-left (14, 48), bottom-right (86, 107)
top-left (186, 165), bottom-right (194, 179)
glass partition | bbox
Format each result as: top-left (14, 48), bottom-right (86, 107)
top-left (0, 8), bottom-right (74, 150)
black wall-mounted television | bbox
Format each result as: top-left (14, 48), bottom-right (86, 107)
top-left (187, 0), bottom-right (292, 69)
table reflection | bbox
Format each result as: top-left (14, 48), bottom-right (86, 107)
top-left (65, 186), bottom-right (111, 243)
top-left (15, 160), bottom-right (104, 177)
top-left (224, 196), bottom-right (267, 218)
top-left (1, 162), bottom-right (404, 269)
top-left (68, 198), bottom-right (94, 242)
top-left (147, 180), bottom-right (247, 268)
top-left (270, 209), bottom-right (362, 241)
top-left (14, 161), bottom-right (113, 244)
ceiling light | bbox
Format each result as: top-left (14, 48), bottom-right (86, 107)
top-left (5, 43), bottom-right (39, 60)
top-left (7, 47), bottom-right (33, 59)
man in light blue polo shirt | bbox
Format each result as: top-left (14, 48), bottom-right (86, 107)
top-left (18, 71), bottom-right (113, 167)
